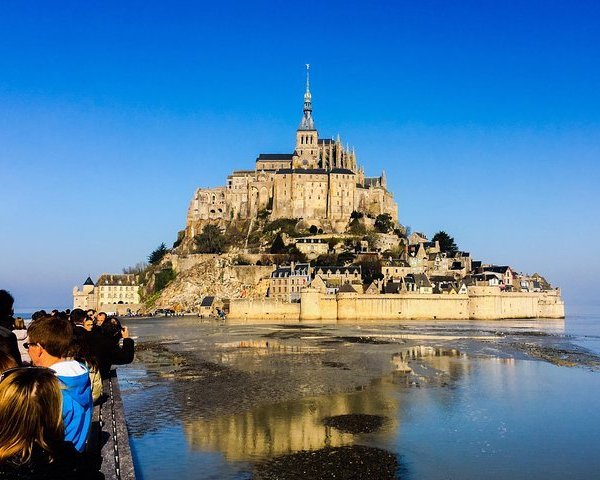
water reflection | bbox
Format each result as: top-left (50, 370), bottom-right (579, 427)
top-left (183, 386), bottom-right (398, 461)
top-left (182, 346), bottom-right (471, 462)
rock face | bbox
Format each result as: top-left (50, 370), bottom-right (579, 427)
top-left (153, 256), bottom-right (271, 310)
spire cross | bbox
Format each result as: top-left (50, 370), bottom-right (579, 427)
top-left (306, 64), bottom-right (310, 93)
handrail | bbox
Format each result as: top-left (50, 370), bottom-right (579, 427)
top-left (88, 370), bottom-right (136, 479)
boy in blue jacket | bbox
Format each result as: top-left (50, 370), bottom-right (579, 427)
top-left (27, 315), bottom-right (93, 452)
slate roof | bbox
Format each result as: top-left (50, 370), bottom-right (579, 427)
top-left (97, 274), bottom-right (137, 286)
top-left (257, 154), bottom-right (294, 160)
top-left (200, 296), bottom-right (215, 307)
top-left (318, 138), bottom-right (335, 144)
top-left (338, 283), bottom-right (358, 293)
top-left (484, 266), bottom-right (511, 274)
top-left (83, 277), bottom-right (95, 286)
top-left (411, 273), bottom-right (432, 288)
top-left (384, 282), bottom-right (402, 294)
top-left (364, 177), bottom-right (381, 187)
top-left (429, 275), bottom-right (456, 284)
top-left (314, 266), bottom-right (361, 275)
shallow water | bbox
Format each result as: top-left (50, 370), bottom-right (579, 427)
top-left (119, 315), bottom-right (600, 479)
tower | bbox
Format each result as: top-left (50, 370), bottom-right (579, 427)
top-left (294, 64), bottom-right (319, 169)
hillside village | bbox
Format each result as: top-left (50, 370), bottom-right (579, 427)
top-left (73, 69), bottom-right (563, 319)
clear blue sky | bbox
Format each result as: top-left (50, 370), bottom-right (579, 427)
top-left (1, 0), bottom-right (598, 311)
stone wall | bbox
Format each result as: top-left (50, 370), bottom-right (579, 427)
top-left (229, 298), bottom-right (301, 322)
top-left (228, 287), bottom-right (565, 321)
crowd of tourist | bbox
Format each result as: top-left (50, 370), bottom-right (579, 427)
top-left (0, 289), bottom-right (135, 479)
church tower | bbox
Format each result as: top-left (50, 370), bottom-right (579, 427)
top-left (293, 65), bottom-right (319, 169)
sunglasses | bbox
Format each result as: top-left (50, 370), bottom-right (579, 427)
top-left (0, 366), bottom-right (52, 383)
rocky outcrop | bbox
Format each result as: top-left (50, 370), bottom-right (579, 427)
top-left (152, 256), bottom-right (272, 310)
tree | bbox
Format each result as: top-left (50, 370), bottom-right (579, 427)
top-left (348, 217), bottom-right (367, 235)
top-left (355, 256), bottom-right (383, 285)
top-left (432, 231), bottom-right (458, 254)
top-left (123, 262), bottom-right (148, 275)
top-left (194, 225), bottom-right (227, 254)
top-left (270, 233), bottom-right (286, 254)
top-left (313, 253), bottom-right (339, 266)
top-left (148, 243), bottom-right (168, 265)
top-left (374, 213), bottom-right (394, 233)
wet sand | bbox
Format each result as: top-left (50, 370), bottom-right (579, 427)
top-left (120, 317), bottom-right (600, 479)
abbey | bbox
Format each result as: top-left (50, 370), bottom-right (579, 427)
top-left (186, 67), bottom-right (398, 235)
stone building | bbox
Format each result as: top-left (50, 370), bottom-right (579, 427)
top-left (73, 274), bottom-right (141, 312)
top-left (186, 66), bottom-right (398, 236)
top-left (268, 263), bottom-right (311, 301)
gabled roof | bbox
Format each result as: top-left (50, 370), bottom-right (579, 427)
top-left (384, 282), bottom-right (402, 293)
top-left (338, 283), bottom-right (358, 293)
top-left (411, 273), bottom-right (432, 288)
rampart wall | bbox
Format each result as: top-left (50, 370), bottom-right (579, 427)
top-left (228, 286), bottom-right (564, 321)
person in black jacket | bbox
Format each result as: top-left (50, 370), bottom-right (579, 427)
top-left (0, 290), bottom-right (22, 366)
top-left (81, 317), bottom-right (134, 380)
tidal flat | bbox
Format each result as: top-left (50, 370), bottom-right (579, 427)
top-left (119, 316), bottom-right (600, 480)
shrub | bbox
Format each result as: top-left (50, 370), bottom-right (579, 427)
top-left (195, 224), bottom-right (227, 253)
top-left (154, 268), bottom-right (176, 292)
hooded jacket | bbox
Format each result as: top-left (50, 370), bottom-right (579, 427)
top-left (51, 360), bottom-right (93, 452)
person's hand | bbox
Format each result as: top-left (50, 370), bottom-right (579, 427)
top-left (121, 326), bottom-right (129, 338)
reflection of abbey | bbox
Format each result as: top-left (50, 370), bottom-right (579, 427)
top-left (186, 67), bottom-right (397, 235)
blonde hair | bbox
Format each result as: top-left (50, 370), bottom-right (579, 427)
top-left (0, 368), bottom-right (64, 463)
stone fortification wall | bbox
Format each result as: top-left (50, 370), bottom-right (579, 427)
top-left (228, 287), bottom-right (564, 321)
top-left (229, 298), bottom-right (301, 321)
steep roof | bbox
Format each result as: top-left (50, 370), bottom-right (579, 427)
top-left (484, 266), bottom-right (511, 274)
top-left (200, 296), bottom-right (215, 307)
top-left (83, 277), bottom-right (95, 286)
top-left (384, 282), bottom-right (402, 294)
top-left (314, 266), bottom-right (361, 274)
top-left (96, 274), bottom-right (137, 286)
top-left (338, 283), bottom-right (358, 293)
top-left (257, 153), bottom-right (294, 160)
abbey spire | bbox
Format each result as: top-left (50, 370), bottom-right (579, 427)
top-left (298, 64), bottom-right (316, 131)
top-left (294, 64), bottom-right (319, 168)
